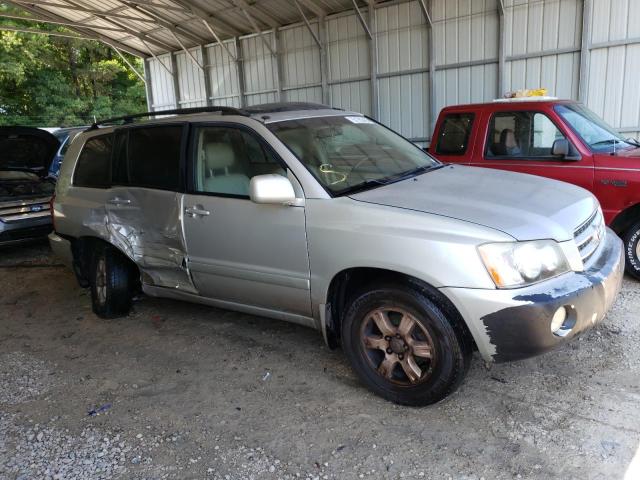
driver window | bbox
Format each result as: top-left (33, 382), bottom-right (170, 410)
top-left (486, 111), bottom-right (565, 159)
top-left (193, 126), bottom-right (286, 197)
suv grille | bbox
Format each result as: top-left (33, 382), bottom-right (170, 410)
top-left (574, 208), bottom-right (605, 264)
top-left (0, 197), bottom-right (51, 223)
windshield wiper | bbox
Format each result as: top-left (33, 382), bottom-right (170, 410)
top-left (337, 163), bottom-right (445, 196)
top-left (591, 139), bottom-right (622, 147)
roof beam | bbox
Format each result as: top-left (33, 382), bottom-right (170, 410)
top-left (5, 0), bottom-right (148, 56)
top-left (351, 0), bottom-right (372, 39)
top-left (232, 0), bottom-right (280, 30)
top-left (294, 0), bottom-right (321, 48)
top-left (11, 1), bottom-right (159, 24)
top-left (140, 38), bottom-right (174, 77)
top-left (47, 0), bottom-right (179, 52)
top-left (0, 22), bottom-right (148, 82)
top-left (114, 0), bottom-right (209, 45)
top-left (200, 19), bottom-right (237, 62)
top-left (168, 30), bottom-right (203, 70)
top-left (0, 24), bottom-right (89, 39)
top-left (109, 43), bottom-right (146, 83)
top-left (297, 0), bottom-right (326, 18)
top-left (235, 4), bottom-right (275, 56)
top-left (0, 12), bottom-right (127, 33)
top-left (162, 0), bottom-right (243, 37)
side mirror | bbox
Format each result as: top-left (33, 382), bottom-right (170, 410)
top-left (552, 138), bottom-right (570, 157)
top-left (250, 174), bottom-right (301, 206)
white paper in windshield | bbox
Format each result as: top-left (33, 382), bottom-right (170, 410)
top-left (345, 116), bottom-right (374, 124)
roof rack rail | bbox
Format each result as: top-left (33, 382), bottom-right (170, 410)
top-left (88, 106), bottom-right (248, 130)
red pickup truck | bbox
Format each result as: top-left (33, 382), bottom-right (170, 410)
top-left (428, 98), bottom-right (640, 279)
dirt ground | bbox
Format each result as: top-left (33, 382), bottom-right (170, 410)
top-left (0, 241), bottom-right (639, 480)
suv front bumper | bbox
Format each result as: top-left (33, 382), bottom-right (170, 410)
top-left (441, 228), bottom-right (624, 363)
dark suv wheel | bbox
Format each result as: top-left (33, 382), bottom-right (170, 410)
top-left (90, 244), bottom-right (135, 318)
top-left (623, 221), bottom-right (640, 280)
top-left (341, 284), bottom-right (472, 406)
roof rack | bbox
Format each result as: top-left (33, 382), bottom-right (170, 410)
top-left (243, 102), bottom-right (334, 114)
top-left (88, 106), bottom-right (248, 130)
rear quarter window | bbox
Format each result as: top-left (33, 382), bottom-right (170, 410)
top-left (127, 125), bottom-right (183, 191)
top-left (435, 113), bottom-right (474, 155)
top-left (73, 135), bottom-right (112, 188)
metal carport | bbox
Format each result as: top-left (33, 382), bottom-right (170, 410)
top-left (4, 0), bottom-right (640, 145)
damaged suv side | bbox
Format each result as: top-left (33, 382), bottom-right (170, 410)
top-left (50, 103), bottom-right (624, 406)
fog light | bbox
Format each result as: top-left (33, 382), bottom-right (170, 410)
top-left (551, 307), bottom-right (568, 335)
top-left (551, 306), bottom-right (576, 337)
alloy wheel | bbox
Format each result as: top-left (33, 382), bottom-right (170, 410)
top-left (360, 307), bottom-right (436, 385)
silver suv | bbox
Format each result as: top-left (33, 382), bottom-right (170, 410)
top-left (50, 103), bottom-right (624, 405)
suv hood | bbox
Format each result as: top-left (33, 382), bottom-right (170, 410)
top-left (0, 127), bottom-right (59, 176)
top-left (350, 165), bottom-right (597, 242)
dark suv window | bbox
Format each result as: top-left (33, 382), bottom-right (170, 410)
top-left (127, 126), bottom-right (183, 190)
top-left (73, 135), bottom-right (112, 188)
top-left (435, 113), bottom-right (474, 155)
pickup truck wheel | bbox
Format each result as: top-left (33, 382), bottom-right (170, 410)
top-left (623, 221), bottom-right (640, 280)
top-left (342, 285), bottom-right (471, 406)
top-left (90, 245), bottom-right (134, 318)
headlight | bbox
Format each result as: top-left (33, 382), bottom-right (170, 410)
top-left (478, 240), bottom-right (571, 288)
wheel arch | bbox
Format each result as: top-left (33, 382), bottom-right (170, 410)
top-left (610, 203), bottom-right (640, 236)
top-left (323, 267), bottom-right (476, 352)
top-left (70, 236), bottom-right (140, 288)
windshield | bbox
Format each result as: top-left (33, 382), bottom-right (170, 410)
top-left (554, 103), bottom-right (636, 152)
top-left (268, 115), bottom-right (439, 195)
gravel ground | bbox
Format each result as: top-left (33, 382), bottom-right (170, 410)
top-left (0, 240), bottom-right (639, 480)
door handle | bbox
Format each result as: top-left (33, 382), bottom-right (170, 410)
top-left (185, 206), bottom-right (210, 217)
top-left (107, 197), bottom-right (131, 205)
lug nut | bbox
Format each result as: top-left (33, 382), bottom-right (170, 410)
top-left (386, 348), bottom-right (392, 354)
top-left (384, 336), bottom-right (391, 341)
top-left (398, 354), bottom-right (404, 360)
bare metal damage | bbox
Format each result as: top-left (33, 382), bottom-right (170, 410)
top-left (442, 228), bottom-right (624, 363)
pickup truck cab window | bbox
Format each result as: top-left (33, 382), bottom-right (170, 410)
top-left (486, 111), bottom-right (566, 159)
top-left (434, 113), bottom-right (474, 156)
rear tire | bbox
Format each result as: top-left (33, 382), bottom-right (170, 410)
top-left (623, 221), bottom-right (640, 280)
top-left (341, 284), bottom-right (472, 406)
top-left (90, 244), bottom-right (135, 318)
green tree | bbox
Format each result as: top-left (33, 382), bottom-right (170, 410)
top-left (0, 3), bottom-right (146, 127)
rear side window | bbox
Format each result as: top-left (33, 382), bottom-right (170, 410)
top-left (127, 126), bottom-right (182, 190)
top-left (73, 135), bottom-right (112, 188)
top-left (435, 113), bottom-right (474, 155)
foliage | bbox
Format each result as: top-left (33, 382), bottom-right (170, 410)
top-left (0, 4), bottom-right (146, 127)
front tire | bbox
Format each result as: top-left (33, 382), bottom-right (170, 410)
top-left (341, 284), bottom-right (471, 406)
top-left (90, 244), bottom-right (135, 318)
top-left (623, 221), bottom-right (640, 280)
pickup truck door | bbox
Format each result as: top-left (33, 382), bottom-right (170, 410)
top-left (181, 124), bottom-right (312, 318)
top-left (471, 110), bottom-right (594, 192)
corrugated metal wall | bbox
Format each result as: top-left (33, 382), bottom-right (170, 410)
top-left (146, 0), bottom-right (640, 142)
top-left (586, 0), bottom-right (640, 139)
